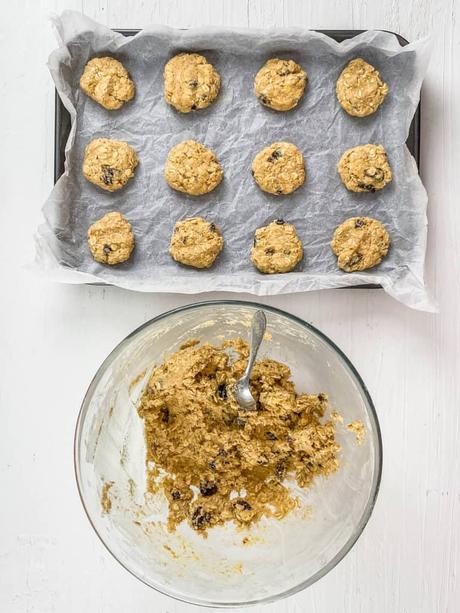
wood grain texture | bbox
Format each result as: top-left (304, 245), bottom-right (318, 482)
top-left (0, 1), bottom-right (459, 612)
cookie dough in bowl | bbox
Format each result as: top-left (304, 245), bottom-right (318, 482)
top-left (80, 57), bottom-right (135, 110)
top-left (165, 140), bottom-right (223, 196)
top-left (331, 216), bottom-right (390, 272)
top-left (252, 219), bottom-right (303, 273)
top-left (87, 212), bottom-right (134, 265)
top-left (336, 58), bottom-right (388, 117)
top-left (254, 58), bottom-right (308, 111)
top-left (83, 138), bottom-right (138, 192)
top-left (169, 217), bottom-right (224, 268)
top-left (75, 301), bottom-right (382, 607)
top-left (164, 53), bottom-right (221, 113)
top-left (252, 142), bottom-right (305, 195)
top-left (338, 144), bottom-right (392, 192)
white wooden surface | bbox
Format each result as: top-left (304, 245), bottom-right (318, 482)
top-left (1, 1), bottom-right (459, 611)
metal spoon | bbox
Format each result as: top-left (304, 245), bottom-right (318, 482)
top-left (234, 309), bottom-right (267, 410)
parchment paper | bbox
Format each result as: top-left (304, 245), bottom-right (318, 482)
top-left (35, 10), bottom-right (434, 310)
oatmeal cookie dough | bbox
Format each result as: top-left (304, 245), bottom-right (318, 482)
top-left (170, 217), bottom-right (224, 269)
top-left (338, 144), bottom-right (392, 192)
top-left (251, 142), bottom-right (305, 195)
top-left (252, 219), bottom-right (303, 273)
top-left (164, 53), bottom-right (221, 113)
top-left (80, 57), bottom-right (135, 110)
top-left (331, 216), bottom-right (390, 272)
top-left (83, 138), bottom-right (138, 192)
top-left (137, 338), bottom-right (339, 535)
top-left (254, 58), bottom-right (308, 111)
top-left (336, 58), bottom-right (388, 117)
top-left (87, 211), bottom-right (134, 265)
top-left (165, 140), bottom-right (223, 196)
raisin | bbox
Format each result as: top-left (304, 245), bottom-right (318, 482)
top-left (217, 448), bottom-right (227, 457)
top-left (209, 222), bottom-right (216, 232)
top-left (217, 383), bottom-right (227, 400)
top-left (101, 166), bottom-right (114, 185)
top-left (275, 461), bottom-right (286, 480)
top-left (251, 169), bottom-right (255, 176)
top-left (200, 481), bottom-right (218, 496)
top-left (209, 460), bottom-right (217, 470)
top-left (191, 506), bottom-right (212, 530)
top-left (265, 247), bottom-right (275, 255)
top-left (275, 188), bottom-right (283, 195)
top-left (284, 249), bottom-right (291, 256)
top-left (267, 149), bottom-right (282, 163)
top-left (318, 393), bottom-right (326, 402)
top-left (189, 79), bottom-right (198, 88)
top-left (103, 244), bottom-right (112, 255)
top-left (354, 219), bottom-right (365, 228)
top-left (258, 94), bottom-right (270, 105)
top-left (160, 407), bottom-right (170, 423)
top-left (171, 490), bottom-right (181, 500)
top-left (191, 104), bottom-right (197, 110)
top-left (234, 499), bottom-right (251, 510)
top-left (275, 219), bottom-right (285, 225)
top-left (357, 182), bottom-right (376, 193)
top-left (253, 237), bottom-right (257, 247)
top-left (265, 431), bottom-right (277, 440)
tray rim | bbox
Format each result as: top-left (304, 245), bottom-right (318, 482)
top-left (53, 28), bottom-right (421, 292)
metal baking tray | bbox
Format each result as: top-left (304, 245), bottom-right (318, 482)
top-left (53, 29), bottom-right (421, 290)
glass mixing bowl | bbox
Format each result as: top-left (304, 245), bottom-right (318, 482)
top-left (75, 300), bottom-right (382, 607)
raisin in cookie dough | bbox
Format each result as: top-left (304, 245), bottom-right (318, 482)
top-left (254, 58), bottom-right (308, 111)
top-left (165, 140), bottom-right (223, 196)
top-left (80, 57), bottom-right (135, 110)
top-left (338, 144), bottom-right (392, 192)
top-left (252, 142), bottom-right (305, 195)
top-left (164, 53), bottom-right (221, 113)
top-left (251, 220), bottom-right (303, 273)
top-left (336, 58), bottom-right (388, 117)
top-left (87, 212), bottom-right (134, 265)
top-left (137, 338), bottom-right (339, 534)
top-left (83, 138), bottom-right (138, 192)
top-left (331, 216), bottom-right (390, 272)
top-left (170, 217), bottom-right (224, 269)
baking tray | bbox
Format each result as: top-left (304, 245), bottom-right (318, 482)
top-left (53, 29), bottom-right (421, 290)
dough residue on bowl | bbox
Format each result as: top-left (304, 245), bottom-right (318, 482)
top-left (137, 338), bottom-right (340, 536)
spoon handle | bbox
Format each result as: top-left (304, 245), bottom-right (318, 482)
top-left (243, 309), bottom-right (267, 380)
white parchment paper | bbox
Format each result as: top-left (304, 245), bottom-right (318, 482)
top-left (35, 11), bottom-right (434, 310)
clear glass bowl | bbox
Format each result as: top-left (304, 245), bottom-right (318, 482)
top-left (75, 300), bottom-right (382, 607)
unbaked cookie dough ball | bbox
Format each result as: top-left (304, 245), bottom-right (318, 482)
top-left (164, 53), bottom-right (221, 113)
top-left (336, 58), bottom-right (388, 117)
top-left (254, 58), bottom-right (308, 111)
top-left (251, 142), bottom-right (305, 195)
top-left (165, 140), bottom-right (223, 196)
top-left (80, 57), bottom-right (135, 110)
top-left (170, 217), bottom-right (224, 269)
top-left (338, 144), bottom-right (392, 192)
top-left (83, 138), bottom-right (138, 192)
top-left (87, 211), bottom-right (134, 265)
top-left (251, 219), bottom-right (303, 273)
top-left (331, 216), bottom-right (390, 272)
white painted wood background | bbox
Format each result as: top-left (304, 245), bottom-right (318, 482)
top-left (1, 0), bottom-right (459, 611)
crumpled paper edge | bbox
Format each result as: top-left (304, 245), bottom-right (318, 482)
top-left (33, 10), bottom-right (436, 312)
